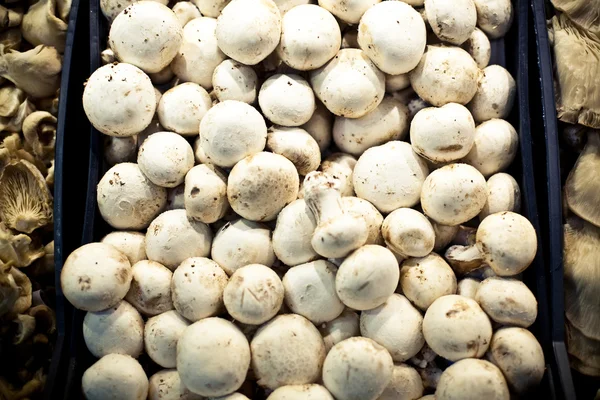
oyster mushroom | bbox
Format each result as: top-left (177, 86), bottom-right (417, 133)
top-left (0, 6), bottom-right (22, 30)
top-left (0, 222), bottom-right (45, 268)
top-left (0, 84), bottom-right (25, 117)
top-left (0, 98), bottom-right (36, 133)
top-left (7, 267), bottom-right (32, 314)
top-left (21, 0), bottom-right (71, 53)
top-left (11, 314), bottom-right (36, 345)
top-left (0, 28), bottom-right (22, 52)
top-left (22, 111), bottom-right (56, 163)
top-left (0, 45), bottom-right (62, 98)
top-left (0, 265), bottom-right (18, 316)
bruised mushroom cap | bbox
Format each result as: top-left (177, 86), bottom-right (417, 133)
top-left (463, 119), bottom-right (519, 177)
top-left (476, 211), bottom-right (537, 276)
top-left (267, 126), bottom-right (321, 175)
top-left (322, 337), bottom-right (394, 400)
top-left (425, 0), bottom-right (477, 45)
top-left (97, 163), bottom-right (167, 230)
top-left (401, 253), bottom-right (457, 310)
top-left (379, 363), bottom-right (424, 400)
top-left (82, 354), bottom-right (148, 400)
top-left (272, 199), bottom-right (318, 267)
top-left (83, 300), bottom-right (144, 358)
top-left (184, 164), bottom-right (229, 224)
top-left (318, 0), bottom-right (381, 24)
top-left (138, 131), bottom-right (195, 188)
top-left (319, 309), bottom-right (360, 352)
top-left (125, 260), bottom-right (174, 316)
top-left (148, 369), bottom-right (203, 400)
top-left (101, 231), bottom-right (146, 265)
top-left (461, 27), bottom-right (491, 69)
top-left (473, 0), bottom-right (513, 39)
top-left (475, 277), bottom-right (537, 327)
top-left (212, 59), bottom-right (258, 104)
top-left (145, 310), bottom-right (190, 368)
top-left (468, 65), bottom-right (516, 122)
top-left (479, 172), bottom-right (521, 219)
top-left (61, 242), bottom-right (132, 312)
top-left (259, 74), bottom-right (316, 127)
top-left (83, 63), bottom-right (156, 137)
top-left (435, 358), bottom-right (509, 400)
top-left (383, 208), bottom-right (435, 258)
top-left (157, 83), bottom-right (212, 136)
top-left (267, 384), bottom-right (334, 400)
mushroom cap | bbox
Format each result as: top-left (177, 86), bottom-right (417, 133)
top-left (432, 221), bottom-right (459, 252)
top-left (171, 17), bottom-right (227, 89)
top-left (435, 358), bottom-right (509, 400)
top-left (409, 45), bottom-right (480, 107)
top-left (212, 394), bottom-right (250, 400)
top-left (100, 0), bottom-right (169, 21)
top-left (227, 152), bottom-right (299, 221)
top-left (184, 164), bottom-right (229, 224)
top-left (267, 384), bottom-right (334, 400)
top-left (319, 309), bottom-right (360, 352)
top-left (358, 1), bottom-right (427, 75)
top-left (224, 263), bottom-right (284, 325)
top-left (353, 141), bottom-right (429, 213)
top-left (83, 63), bottom-right (156, 136)
top-left (401, 253), bottom-right (458, 310)
top-left (383, 208), bottom-right (435, 258)
top-left (479, 172), bottom-right (521, 219)
top-left (61, 242), bottom-right (132, 312)
top-left (212, 59), bottom-right (258, 104)
top-left (423, 295), bottom-right (492, 361)
top-left (125, 260), bottom-right (174, 316)
top-left (82, 354), bottom-right (148, 400)
top-left (461, 27), bottom-right (491, 68)
top-left (320, 152), bottom-right (357, 197)
top-left (192, 0), bottom-right (230, 17)
top-left (267, 126), bottom-right (321, 175)
top-left (310, 49), bottom-right (385, 118)
top-left (283, 260), bottom-right (345, 324)
top-left (272, 199), bottom-right (319, 266)
top-left (473, 0), bottom-right (513, 39)
top-left (277, 5), bottom-right (341, 71)
top-left (318, 0), bottom-right (381, 24)
top-left (109, 2), bottom-right (182, 73)
top-left (421, 163), bottom-right (488, 226)
top-left (457, 277), bottom-right (481, 299)
top-left (145, 310), bottom-right (190, 368)
top-left (137, 131), bottom-right (195, 188)
top-left (476, 211), bottom-right (537, 276)
top-left (410, 103), bottom-right (476, 163)
top-left (178, 318), bottom-right (251, 397)
top-left (385, 73), bottom-right (411, 93)
top-left (171, 257), bottom-right (228, 321)
top-left (157, 83), bottom-right (212, 135)
top-left (336, 245), bottom-right (400, 310)
top-left (476, 276), bottom-right (537, 327)
top-left (468, 65), bottom-right (516, 123)
top-left (322, 337), bottom-right (394, 400)
top-left (97, 163), bottom-right (167, 230)
top-left (199, 100), bottom-right (267, 168)
top-left (333, 96), bottom-right (409, 156)
top-left (259, 74), bottom-right (316, 127)
top-left (378, 363), bottom-right (424, 400)
top-left (216, 0), bottom-right (282, 65)
top-left (83, 300), bottom-right (144, 358)
top-left (148, 369), bottom-right (203, 400)
top-left (341, 197), bottom-right (384, 245)
top-left (172, 2), bottom-right (202, 27)
top-left (425, 0), bottom-right (477, 45)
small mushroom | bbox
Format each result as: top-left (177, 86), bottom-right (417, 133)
top-left (479, 172), bottom-right (521, 219)
top-left (259, 74), bottom-right (315, 127)
top-left (137, 131), bottom-right (194, 188)
top-left (0, 267), bottom-right (19, 316)
top-left (444, 244), bottom-right (484, 275)
top-left (145, 310), bottom-right (190, 369)
top-left (468, 66), bottom-right (516, 123)
top-left (0, 98), bottom-right (36, 139)
top-left (104, 136), bottom-right (137, 166)
top-left (383, 208), bottom-right (435, 258)
top-left (319, 309), bottom-right (360, 352)
top-left (461, 27), bottom-right (491, 68)
top-left (457, 277), bottom-right (481, 299)
top-left (473, 0), bottom-right (513, 39)
top-left (385, 73), bottom-right (411, 93)
top-left (435, 358), bottom-right (509, 400)
top-left (184, 164), bottom-right (229, 224)
top-left (12, 314), bottom-right (36, 345)
top-left (21, 0), bottom-right (70, 53)
top-left (172, 1), bottom-right (202, 26)
top-left (100, 48), bottom-right (115, 65)
top-left (22, 111), bottom-right (56, 163)
top-left (463, 120), bottom-right (519, 178)
top-left (27, 304), bottom-right (55, 335)
top-left (148, 369), bottom-right (202, 400)
top-left (100, 231), bottom-right (146, 265)
top-left (341, 196), bottom-right (384, 245)
top-left (125, 260), bottom-right (174, 316)
top-left (82, 354), bottom-right (148, 400)
top-left (271, 199), bottom-right (318, 267)
top-left (424, 0), bottom-right (477, 45)
top-left (320, 152), bottom-right (357, 197)
top-left (267, 126), bottom-right (321, 175)
top-left (318, 0), bottom-right (381, 24)
top-left (212, 59), bottom-right (258, 104)
top-left (379, 363), bottom-right (424, 400)
top-left (157, 83), bottom-right (212, 136)
top-left (475, 277), bottom-right (537, 327)
top-left (0, 45), bottom-right (62, 98)
top-left (4, 267), bottom-right (32, 314)
top-left (401, 253), bottom-right (457, 311)
top-left (0, 222), bottom-right (45, 268)
top-left (0, 84), bottom-right (25, 118)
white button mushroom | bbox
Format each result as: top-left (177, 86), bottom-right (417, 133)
top-left (336, 245), bottom-right (400, 310)
top-left (157, 83), bottom-right (212, 135)
top-left (178, 318), bottom-right (251, 397)
top-left (379, 363), bottom-right (424, 400)
top-left (409, 45), bottom-right (480, 107)
top-left (109, 2), bottom-right (183, 73)
top-left (341, 196), bottom-right (384, 245)
top-left (424, 0), bottom-right (477, 45)
top-left (479, 172), bottom-right (521, 219)
top-left (267, 126), bottom-right (321, 175)
top-left (272, 199), bottom-right (319, 267)
top-left (468, 65), bottom-right (516, 122)
top-left (171, 257), bottom-right (228, 321)
top-left (463, 119), bottom-right (519, 177)
top-left (104, 136), bottom-right (137, 165)
top-left (184, 164), bottom-right (229, 224)
top-left (353, 141), bottom-right (429, 213)
top-left (320, 152), bottom-right (357, 197)
top-left (420, 163), bottom-right (488, 226)
top-left (191, 0), bottom-right (229, 17)
top-left (435, 358), bottom-right (509, 400)
top-left (259, 74), bottom-right (316, 127)
top-left (227, 152), bottom-right (299, 221)
top-left (457, 277), bottom-right (481, 299)
top-left (267, 385), bottom-right (334, 400)
top-left (137, 131), bottom-right (195, 188)
top-left (358, 1), bottom-right (426, 75)
top-left (385, 73), bottom-right (411, 93)
top-left (83, 300), bottom-right (144, 358)
top-left (401, 253), bottom-right (457, 310)
top-left (476, 211), bottom-right (537, 276)
top-left (199, 100), bottom-right (267, 168)
top-left (322, 337), bottom-right (393, 400)
top-left (461, 27), bottom-right (492, 69)
top-left (145, 210), bottom-right (213, 270)
top-left (251, 314), bottom-right (326, 389)
top-left (100, 231), bottom-right (146, 265)
top-left (383, 208), bottom-right (436, 258)
top-left (273, 0), bottom-right (312, 14)
top-left (423, 295), bottom-right (492, 361)
top-left (319, 309), bottom-right (360, 352)
top-left (82, 354), bottom-right (148, 400)
top-left (215, 0), bottom-right (282, 65)
top-left (360, 294), bottom-right (425, 362)
top-left (125, 260), bottom-right (174, 316)
top-left (83, 63), bottom-right (156, 137)
top-left (277, 5), bottom-right (341, 71)
top-left (410, 103), bottom-right (476, 163)
top-left (310, 49), bottom-right (385, 118)
top-left (473, 0), bottom-right (513, 39)
top-left (100, 0), bottom-right (169, 22)
top-left (333, 96), bottom-right (409, 156)
top-left (212, 59), bottom-right (258, 104)
top-left (476, 277), bottom-right (537, 327)
top-left (60, 242), bottom-right (132, 312)
top-left (148, 369), bottom-right (203, 400)
top-left (172, 1), bottom-right (202, 27)
top-left (224, 263), bottom-right (284, 325)
top-left (144, 310), bottom-right (190, 368)
top-left (171, 17), bottom-right (227, 89)
top-left (318, 0), bottom-right (381, 24)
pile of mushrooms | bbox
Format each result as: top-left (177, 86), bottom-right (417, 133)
top-left (64, 0), bottom-right (546, 399)
top-left (0, 0), bottom-right (69, 396)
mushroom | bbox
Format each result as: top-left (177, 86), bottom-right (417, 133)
top-left (100, 48), bottom-right (115, 65)
top-left (353, 141), bottom-right (429, 213)
top-left (379, 363), bottom-right (424, 400)
top-left (468, 65), bottom-right (516, 123)
top-left (333, 96), bottom-right (409, 157)
top-left (0, 266), bottom-right (18, 316)
top-left (21, 0), bottom-right (70, 53)
top-left (319, 309), bottom-right (360, 352)
top-left (320, 152), bottom-right (357, 197)
top-left (171, 257), bottom-right (227, 321)
top-left (212, 59), bottom-right (258, 104)
top-left (479, 172), bottom-right (521, 219)
top-left (277, 4), bottom-right (341, 71)
top-left (145, 210), bottom-right (213, 270)
top-left (382, 208), bottom-right (435, 258)
top-left (2, 267), bottom-right (32, 314)
top-left (0, 97), bottom-right (36, 134)
top-left (401, 253), bottom-right (457, 310)
top-left (267, 384), bottom-right (334, 400)
top-left (435, 358), bottom-right (509, 400)
top-left (0, 85), bottom-right (25, 118)
top-left (156, 83), bottom-right (212, 136)
top-left (171, 17), bottom-right (226, 89)
top-left (215, 0), bottom-right (282, 65)
top-left (432, 221), bottom-right (459, 252)
top-left (97, 163), bottom-right (167, 230)
top-left (165, 184), bottom-right (185, 211)
top-left (259, 74), bottom-right (316, 127)
top-left (475, 277), bottom-right (537, 327)
top-left (444, 243), bottom-right (484, 275)
top-left (322, 337), bottom-right (393, 400)
top-left (224, 263), bottom-right (284, 325)
top-left (183, 164), bottom-right (229, 224)
top-left (267, 126), bottom-right (321, 175)
top-left (11, 314), bottom-right (36, 345)
top-left (335, 245), bottom-right (400, 310)
top-left (144, 310), bottom-right (190, 368)
top-left (172, 1), bottom-right (202, 26)
top-left (137, 131), bottom-right (195, 188)
top-left (476, 211), bottom-right (537, 276)
top-left (82, 63), bottom-right (156, 137)
top-left (100, 231), bottom-right (146, 265)
top-left (28, 304), bottom-right (56, 335)
top-left (473, 0), bottom-right (513, 39)
top-left (409, 45), bottom-right (480, 107)
top-left (358, 1), bottom-right (426, 75)
top-left (82, 354), bottom-right (148, 400)
top-left (271, 199), bottom-right (319, 267)
top-left (0, 222), bottom-right (45, 268)
top-left (191, 0), bottom-right (230, 17)
top-left (461, 28), bottom-right (491, 69)
top-left (149, 64), bottom-right (174, 85)
top-left (83, 300), bottom-right (144, 358)
top-left (227, 152), bottom-right (299, 221)
top-left (213, 393), bottom-right (251, 400)
top-left (199, 100), bottom-right (267, 168)
top-left (251, 314), bottom-right (326, 389)
top-left (423, 294), bottom-right (492, 361)
top-left (410, 103), bottom-right (476, 163)
top-left (104, 136), bottom-right (137, 166)
top-left (125, 260), bottom-right (174, 316)
top-left (463, 119), bottom-right (519, 176)
top-left (565, 319), bottom-right (600, 376)
top-left (385, 73), bottom-right (411, 93)
top-left (310, 49), bottom-right (385, 118)
top-left (318, 0), bottom-right (381, 24)
top-left (0, 45), bottom-right (62, 98)
top-left (424, 0), bottom-right (477, 45)
top-left (0, 5), bottom-right (22, 30)
top-left (457, 277), bottom-right (481, 299)
top-left (99, 0), bottom-right (169, 21)
top-left (148, 369), bottom-right (203, 400)
top-left (341, 196), bottom-right (384, 245)
top-left (360, 294), bottom-right (425, 362)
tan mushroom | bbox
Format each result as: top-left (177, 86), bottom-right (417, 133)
top-left (0, 98), bottom-right (36, 133)
top-left (0, 264), bottom-right (19, 316)
top-left (0, 45), bottom-right (62, 98)
top-left (21, 0), bottom-right (71, 53)
top-left (22, 111), bottom-right (56, 163)
top-left (0, 84), bottom-right (25, 118)
top-left (8, 267), bottom-right (32, 314)
top-left (0, 222), bottom-right (45, 268)
top-left (0, 6), bottom-right (23, 31)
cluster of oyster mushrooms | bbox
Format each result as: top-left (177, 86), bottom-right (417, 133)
top-left (63, 0), bottom-right (545, 399)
